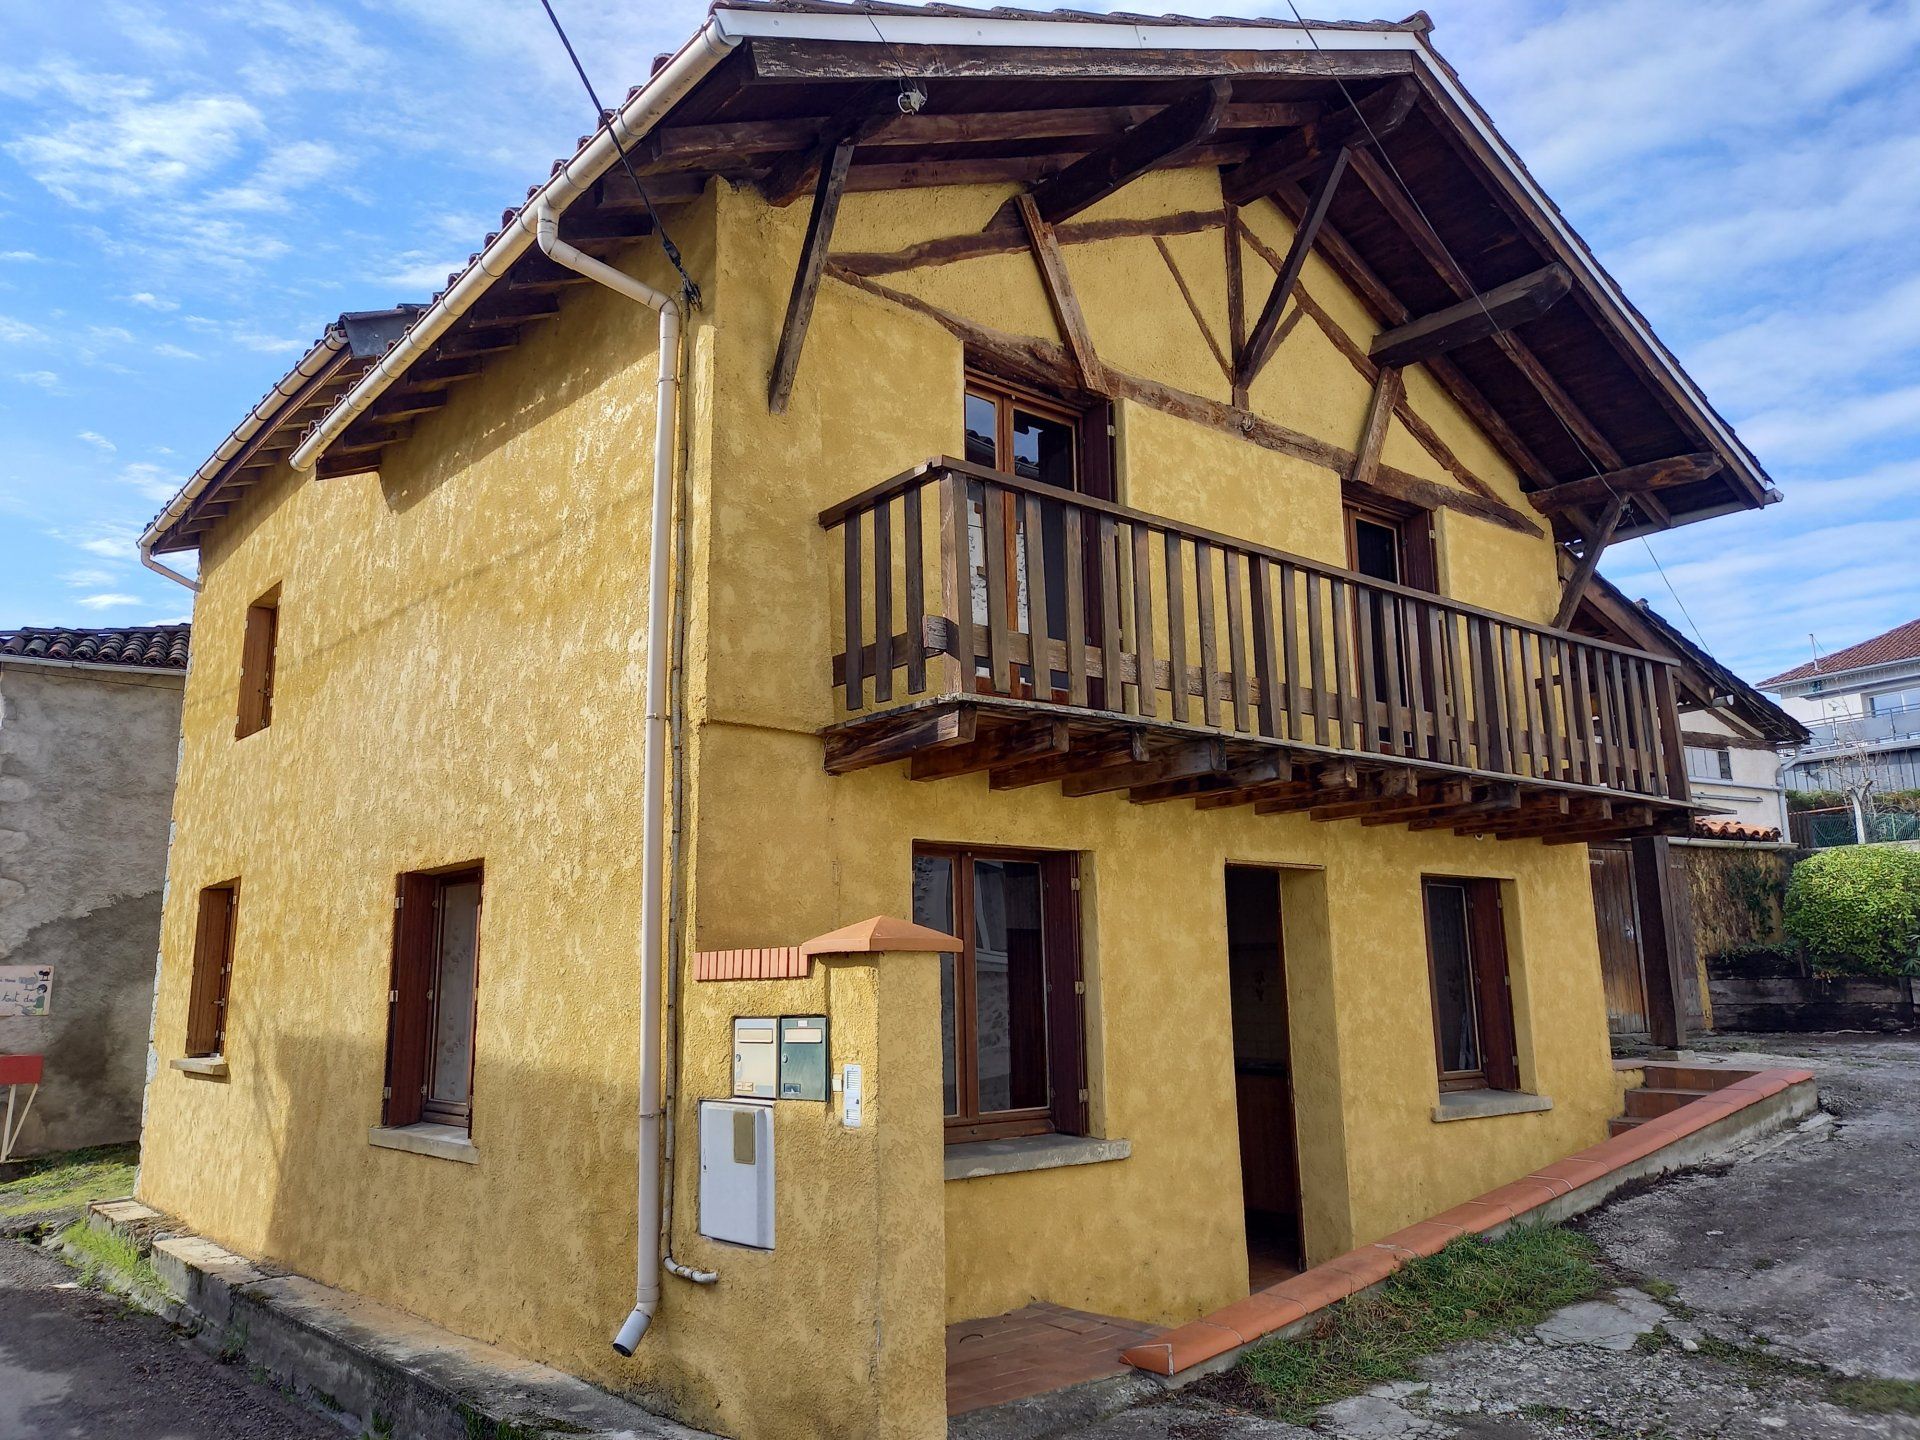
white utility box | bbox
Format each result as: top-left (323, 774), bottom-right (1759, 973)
top-left (698, 1099), bottom-right (775, 1249)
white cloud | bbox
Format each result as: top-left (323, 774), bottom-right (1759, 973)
top-left (0, 250), bottom-right (38, 263)
top-left (0, 315), bottom-right (44, 343)
top-left (7, 93), bottom-right (265, 206)
top-left (150, 342), bottom-right (201, 361)
top-left (125, 291), bottom-right (177, 311)
top-left (115, 461), bottom-right (184, 502)
top-left (76, 592), bottom-right (142, 610)
top-left (11, 370), bottom-right (61, 390)
top-left (77, 431), bottom-right (116, 453)
top-left (64, 568), bottom-right (118, 588)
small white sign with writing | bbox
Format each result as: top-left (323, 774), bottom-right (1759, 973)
top-left (0, 967), bottom-right (53, 1018)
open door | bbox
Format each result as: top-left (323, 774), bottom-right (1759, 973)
top-left (1226, 866), bottom-right (1303, 1285)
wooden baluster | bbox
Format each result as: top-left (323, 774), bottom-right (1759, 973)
top-left (873, 495), bottom-right (894, 704)
top-left (1250, 557), bottom-right (1281, 739)
top-left (983, 480), bottom-right (1012, 693)
top-left (1023, 491), bottom-right (1050, 702)
top-left (942, 471), bottom-right (974, 694)
top-left (1164, 531), bottom-right (1189, 724)
top-left (1355, 587), bottom-right (1380, 750)
top-left (1558, 640), bottom-right (1585, 784)
top-left (1132, 521), bottom-right (1157, 720)
top-left (1225, 549), bottom-right (1251, 734)
top-left (1099, 514), bottom-right (1124, 713)
top-left (1652, 662), bottom-right (1687, 800)
top-left (1496, 623), bottom-right (1525, 776)
top-left (843, 510), bottom-right (864, 710)
top-left (1278, 561), bottom-right (1301, 741)
top-left (1536, 633), bottom-right (1564, 783)
top-left (1195, 540), bottom-right (1220, 729)
top-left (1306, 570), bottom-right (1328, 746)
top-left (1330, 576), bottom-right (1356, 750)
top-left (903, 484), bottom-right (926, 695)
top-left (1467, 616), bottom-right (1493, 772)
top-left (1596, 651), bottom-right (1624, 791)
top-left (1624, 657), bottom-right (1652, 794)
top-left (1569, 644), bottom-right (1596, 786)
top-left (1064, 504), bottom-right (1088, 707)
top-left (1431, 605), bottom-right (1459, 764)
top-left (1378, 585), bottom-right (1406, 754)
top-left (1401, 594), bottom-right (1430, 759)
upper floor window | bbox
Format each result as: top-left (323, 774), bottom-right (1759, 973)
top-left (185, 881), bottom-right (238, 1058)
top-left (962, 374), bottom-right (1111, 500)
top-left (912, 844), bottom-right (1086, 1144)
top-left (1343, 498), bottom-right (1436, 592)
top-left (1685, 745), bottom-right (1734, 782)
top-left (235, 587), bottom-right (280, 738)
top-left (384, 865), bottom-right (483, 1132)
top-left (1423, 878), bottom-right (1518, 1093)
top-left (1869, 685), bottom-right (1920, 716)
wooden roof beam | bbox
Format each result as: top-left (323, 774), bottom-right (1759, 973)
top-left (1222, 76), bottom-right (1416, 207)
top-left (768, 131), bottom-right (858, 412)
top-left (1026, 78), bottom-right (1231, 226)
top-left (761, 85), bottom-right (897, 207)
top-left (744, 36), bottom-right (1414, 84)
top-left (1528, 453), bottom-right (1723, 515)
top-left (1369, 263), bottom-right (1570, 369)
top-left (1235, 145), bottom-right (1348, 395)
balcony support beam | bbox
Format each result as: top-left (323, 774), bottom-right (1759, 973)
top-left (1552, 493), bottom-right (1628, 630)
top-left (768, 128), bottom-right (860, 413)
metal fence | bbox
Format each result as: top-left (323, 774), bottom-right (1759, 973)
top-left (1788, 805), bottom-right (1920, 849)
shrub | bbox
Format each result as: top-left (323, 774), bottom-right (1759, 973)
top-left (1783, 846), bottom-right (1920, 979)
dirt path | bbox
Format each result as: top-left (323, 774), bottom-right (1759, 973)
top-left (1049, 1033), bottom-right (1920, 1439)
top-left (0, 1236), bottom-right (343, 1440)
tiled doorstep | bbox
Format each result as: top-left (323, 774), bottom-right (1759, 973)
top-left (1121, 1066), bottom-right (1819, 1379)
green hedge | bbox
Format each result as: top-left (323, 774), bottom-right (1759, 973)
top-left (1783, 846), bottom-right (1920, 979)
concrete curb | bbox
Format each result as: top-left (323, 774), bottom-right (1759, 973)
top-left (1146, 1074), bottom-right (1820, 1389)
top-left (83, 1199), bottom-right (711, 1440)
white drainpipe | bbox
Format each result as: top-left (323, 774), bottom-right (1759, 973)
top-left (533, 204), bottom-right (713, 1354)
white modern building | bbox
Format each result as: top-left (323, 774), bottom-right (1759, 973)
top-left (1763, 618), bottom-right (1920, 796)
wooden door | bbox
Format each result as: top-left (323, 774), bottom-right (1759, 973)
top-left (1225, 867), bottom-right (1303, 1273)
top-left (1589, 843), bottom-right (1648, 1034)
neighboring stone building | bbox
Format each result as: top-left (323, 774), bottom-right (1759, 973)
top-left (0, 624), bottom-right (189, 1155)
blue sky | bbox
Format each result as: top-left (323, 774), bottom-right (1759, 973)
top-left (2, 0), bottom-right (1916, 687)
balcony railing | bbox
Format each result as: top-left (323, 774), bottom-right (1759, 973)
top-left (819, 458), bottom-right (1691, 838)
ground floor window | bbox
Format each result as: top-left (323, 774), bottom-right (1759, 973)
top-left (185, 881), bottom-right (238, 1058)
top-left (911, 845), bottom-right (1085, 1143)
top-left (1422, 877), bottom-right (1519, 1092)
top-left (383, 865), bottom-right (483, 1130)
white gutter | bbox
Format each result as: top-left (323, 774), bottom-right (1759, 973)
top-left (289, 20), bottom-right (737, 474)
top-left (531, 203), bottom-right (712, 1354)
top-left (137, 331), bottom-right (350, 591)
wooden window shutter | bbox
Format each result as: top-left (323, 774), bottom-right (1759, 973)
top-left (1043, 852), bottom-right (1089, 1136)
top-left (236, 592), bottom-right (279, 738)
top-left (382, 872), bottom-right (438, 1128)
top-left (185, 885), bottom-right (235, 1057)
top-left (1076, 400), bottom-right (1116, 501)
top-left (1468, 881), bottom-right (1520, 1091)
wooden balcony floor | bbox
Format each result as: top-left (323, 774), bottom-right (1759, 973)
top-left (823, 695), bottom-right (1698, 844)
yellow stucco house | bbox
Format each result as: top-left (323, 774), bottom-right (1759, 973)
top-left (133, 6), bottom-right (1778, 1437)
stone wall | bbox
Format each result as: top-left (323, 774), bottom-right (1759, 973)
top-left (0, 661), bottom-right (183, 1153)
top-left (1680, 841), bottom-right (1795, 960)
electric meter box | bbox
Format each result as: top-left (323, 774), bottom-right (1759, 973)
top-left (699, 1099), bottom-right (775, 1249)
top-left (731, 1017), bottom-right (777, 1098)
top-left (778, 1015), bottom-right (829, 1101)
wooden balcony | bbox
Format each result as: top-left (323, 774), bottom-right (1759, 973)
top-left (818, 458), bottom-right (1694, 843)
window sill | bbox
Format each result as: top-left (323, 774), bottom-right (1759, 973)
top-left (170, 1056), bottom-right (229, 1079)
top-left (368, 1123), bottom-right (478, 1164)
top-left (1432, 1090), bottom-right (1553, 1123)
top-left (945, 1133), bottom-right (1130, 1181)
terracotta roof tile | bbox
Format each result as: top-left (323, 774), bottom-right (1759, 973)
top-left (0, 625), bottom-right (190, 671)
top-left (1692, 818), bottom-right (1782, 843)
top-left (1762, 616), bottom-right (1920, 688)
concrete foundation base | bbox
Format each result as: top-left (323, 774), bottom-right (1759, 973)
top-left (84, 1199), bottom-right (709, 1440)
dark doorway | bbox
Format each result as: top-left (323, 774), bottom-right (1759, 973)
top-left (1225, 866), bottom-right (1304, 1282)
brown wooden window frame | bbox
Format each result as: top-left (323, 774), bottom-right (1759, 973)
top-left (1421, 877), bottom-right (1520, 1093)
top-left (913, 842), bottom-right (1087, 1145)
top-left (382, 863), bottom-right (484, 1131)
top-left (235, 586), bottom-right (280, 739)
top-left (1343, 496), bottom-right (1437, 593)
top-left (184, 881), bottom-right (239, 1059)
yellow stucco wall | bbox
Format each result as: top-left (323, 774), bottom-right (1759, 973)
top-left (139, 157), bottom-right (1625, 1440)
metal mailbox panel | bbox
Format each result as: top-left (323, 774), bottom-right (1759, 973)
top-left (732, 1016), bottom-right (777, 1098)
top-left (778, 1015), bottom-right (828, 1101)
top-left (698, 1099), bottom-right (774, 1249)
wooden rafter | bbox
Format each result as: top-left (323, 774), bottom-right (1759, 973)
top-left (1014, 193), bottom-right (1108, 392)
top-left (744, 37), bottom-right (1414, 84)
top-left (1349, 365), bottom-right (1403, 491)
top-left (1552, 493), bottom-right (1627, 629)
top-left (767, 134), bottom-right (858, 414)
top-left (1221, 75), bottom-right (1416, 207)
top-left (1528, 453), bottom-right (1723, 515)
top-left (836, 207), bottom-right (1225, 278)
top-left (1236, 147), bottom-right (1349, 392)
top-left (759, 86), bottom-right (894, 207)
top-left (1024, 78), bottom-right (1232, 226)
top-left (1369, 264), bottom-right (1571, 369)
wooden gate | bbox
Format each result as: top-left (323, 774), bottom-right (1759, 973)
top-left (1590, 840), bottom-right (1705, 1036)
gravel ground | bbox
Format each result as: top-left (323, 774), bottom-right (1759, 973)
top-left (0, 1236), bottom-right (346, 1440)
top-left (1045, 1033), bottom-right (1920, 1440)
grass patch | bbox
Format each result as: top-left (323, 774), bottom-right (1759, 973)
top-left (57, 1218), bottom-right (164, 1296)
top-left (1235, 1225), bottom-right (1603, 1423)
top-left (0, 1143), bottom-right (138, 1221)
top-left (1831, 1378), bottom-right (1920, 1416)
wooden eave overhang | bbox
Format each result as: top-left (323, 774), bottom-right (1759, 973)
top-left (168, 3), bottom-right (1777, 564)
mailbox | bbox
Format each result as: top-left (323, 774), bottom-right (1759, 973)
top-left (732, 1017), bottom-right (777, 1098)
top-left (778, 1015), bottom-right (828, 1101)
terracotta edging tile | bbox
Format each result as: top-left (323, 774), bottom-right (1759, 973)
top-left (1320, 1247), bottom-right (1401, 1290)
top-left (1378, 1218), bottom-right (1467, 1255)
top-left (1206, 1293), bottom-right (1308, 1342)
